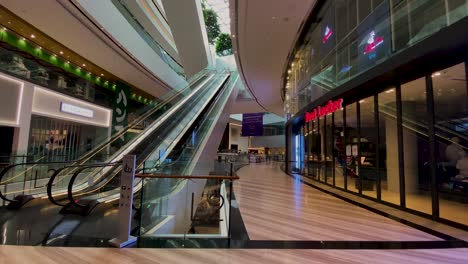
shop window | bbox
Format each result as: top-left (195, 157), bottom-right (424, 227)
top-left (325, 113), bottom-right (334, 184)
top-left (401, 77), bottom-right (432, 214)
top-left (319, 117), bottom-right (327, 182)
top-left (379, 87), bottom-right (400, 205)
top-left (345, 103), bottom-right (359, 192)
top-left (334, 109), bottom-right (346, 188)
top-left (359, 96), bottom-right (378, 198)
top-left (433, 62), bottom-right (468, 225)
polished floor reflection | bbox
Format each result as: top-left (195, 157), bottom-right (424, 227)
top-left (235, 162), bottom-right (441, 241)
top-left (1, 245), bottom-right (468, 264)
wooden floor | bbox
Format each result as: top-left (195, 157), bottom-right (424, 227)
top-left (1, 162), bottom-right (467, 263)
top-left (1, 246), bottom-right (468, 264)
top-left (234, 162), bottom-right (440, 241)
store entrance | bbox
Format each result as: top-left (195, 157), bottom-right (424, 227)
top-left (27, 115), bottom-right (109, 162)
top-left (0, 126), bottom-right (14, 162)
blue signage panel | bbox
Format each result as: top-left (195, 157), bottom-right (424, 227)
top-left (242, 113), bottom-right (263, 136)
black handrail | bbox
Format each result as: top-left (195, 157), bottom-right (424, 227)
top-left (46, 163), bottom-right (120, 207)
top-left (0, 160), bottom-right (81, 203)
top-left (66, 163), bottom-right (122, 208)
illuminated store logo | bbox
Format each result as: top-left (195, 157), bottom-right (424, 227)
top-left (363, 30), bottom-right (384, 58)
top-left (322, 26), bottom-right (333, 43)
top-left (305, 98), bottom-right (343, 123)
top-left (60, 102), bottom-right (94, 118)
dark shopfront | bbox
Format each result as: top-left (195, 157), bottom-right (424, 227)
top-left (286, 48), bottom-right (468, 228)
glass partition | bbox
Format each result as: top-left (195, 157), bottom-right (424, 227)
top-left (379, 87), bottom-right (400, 205)
top-left (433, 62), bottom-right (468, 225)
top-left (401, 77), bottom-right (432, 214)
top-left (360, 96), bottom-right (378, 198)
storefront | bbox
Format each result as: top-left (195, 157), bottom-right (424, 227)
top-left (0, 72), bottom-right (113, 162)
top-left (284, 0), bottom-right (468, 228)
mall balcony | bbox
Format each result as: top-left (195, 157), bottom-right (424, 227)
top-left (0, 0), bottom-right (467, 263)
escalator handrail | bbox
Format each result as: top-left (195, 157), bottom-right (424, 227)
top-left (73, 69), bottom-right (212, 165)
top-left (66, 163), bottom-right (122, 208)
top-left (46, 162), bottom-right (121, 206)
top-left (156, 72), bottom-right (236, 175)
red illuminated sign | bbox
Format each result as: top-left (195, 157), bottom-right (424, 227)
top-left (322, 26), bottom-right (333, 43)
top-left (305, 98), bottom-right (343, 123)
top-left (364, 31), bottom-right (384, 55)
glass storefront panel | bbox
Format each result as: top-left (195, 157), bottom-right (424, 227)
top-left (401, 77), bottom-right (432, 214)
top-left (360, 96), bottom-right (378, 198)
top-left (28, 115), bottom-right (109, 162)
top-left (433, 62), bottom-right (468, 225)
top-left (334, 110), bottom-right (346, 188)
top-left (345, 103), bottom-right (359, 192)
top-left (325, 113), bottom-right (334, 184)
top-left (379, 87), bottom-right (400, 205)
top-left (308, 119), bottom-right (320, 180)
top-left (318, 117), bottom-right (325, 182)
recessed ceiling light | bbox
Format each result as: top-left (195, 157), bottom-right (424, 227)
top-left (1, 27), bottom-right (6, 31)
top-left (7, 21), bottom-right (11, 24)
top-left (432, 72), bottom-right (441, 77)
top-left (359, 100), bottom-right (365, 103)
top-left (30, 34), bottom-right (35, 38)
top-left (38, 47), bottom-right (42, 50)
top-left (82, 63), bottom-right (86, 67)
top-left (272, 16), bottom-right (277, 20)
top-left (21, 37), bottom-right (25, 40)
top-left (59, 51), bottom-right (63, 55)
top-left (232, 34), bottom-right (235, 38)
top-left (385, 89), bottom-right (394, 93)
top-left (101, 73), bottom-right (104, 76)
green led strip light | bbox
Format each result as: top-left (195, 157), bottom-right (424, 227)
top-left (0, 28), bottom-right (153, 105)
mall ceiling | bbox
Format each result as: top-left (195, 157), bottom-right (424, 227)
top-left (230, 0), bottom-right (316, 116)
top-left (0, 0), bottom-right (173, 100)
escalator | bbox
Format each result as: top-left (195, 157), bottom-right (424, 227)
top-left (0, 68), bottom-right (216, 208)
top-left (47, 71), bottom-right (231, 215)
top-left (35, 72), bottom-right (236, 246)
top-left (136, 73), bottom-right (239, 238)
top-left (0, 69), bottom-right (235, 246)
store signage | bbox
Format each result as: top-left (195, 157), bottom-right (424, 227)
top-left (305, 98), bottom-right (343, 123)
top-left (60, 102), bottom-right (94, 118)
top-left (242, 113), bottom-right (263, 136)
top-left (322, 26), bottom-right (333, 43)
top-left (363, 30), bottom-right (384, 59)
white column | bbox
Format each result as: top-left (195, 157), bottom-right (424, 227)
top-left (12, 82), bottom-right (34, 156)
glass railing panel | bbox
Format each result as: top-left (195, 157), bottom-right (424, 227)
top-left (137, 161), bottom-right (234, 248)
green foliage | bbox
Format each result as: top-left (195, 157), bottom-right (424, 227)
top-left (203, 8), bottom-right (221, 45)
top-left (215, 33), bottom-right (233, 56)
